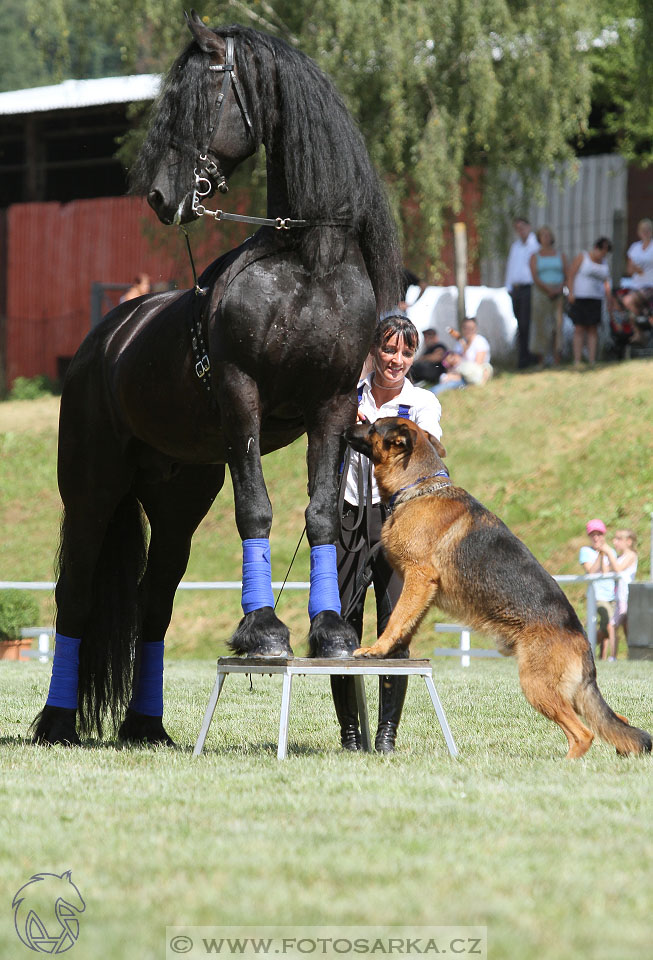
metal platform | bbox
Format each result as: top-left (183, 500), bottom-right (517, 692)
top-left (193, 656), bottom-right (458, 759)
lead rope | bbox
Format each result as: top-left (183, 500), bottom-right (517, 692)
top-left (274, 526), bottom-right (306, 612)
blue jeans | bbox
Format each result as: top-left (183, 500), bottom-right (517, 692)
top-left (430, 378), bottom-right (466, 395)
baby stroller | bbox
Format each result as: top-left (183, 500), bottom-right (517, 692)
top-left (608, 288), bottom-right (653, 360)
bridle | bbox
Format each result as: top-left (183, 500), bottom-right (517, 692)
top-left (189, 36), bottom-right (349, 232)
top-left (190, 37), bottom-right (303, 230)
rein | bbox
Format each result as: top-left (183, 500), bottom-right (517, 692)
top-left (387, 471), bottom-right (452, 511)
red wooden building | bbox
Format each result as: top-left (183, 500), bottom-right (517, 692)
top-left (0, 74), bottom-right (485, 393)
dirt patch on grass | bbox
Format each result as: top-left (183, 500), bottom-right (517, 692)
top-left (0, 396), bottom-right (60, 434)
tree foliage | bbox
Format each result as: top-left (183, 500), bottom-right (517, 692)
top-left (18, 1), bottom-right (653, 273)
top-left (582, 0), bottom-right (653, 166)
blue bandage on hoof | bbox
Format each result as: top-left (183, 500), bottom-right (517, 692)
top-left (130, 641), bottom-right (165, 716)
top-left (46, 633), bottom-right (81, 709)
top-left (308, 544), bottom-right (341, 619)
top-left (242, 538), bottom-right (274, 614)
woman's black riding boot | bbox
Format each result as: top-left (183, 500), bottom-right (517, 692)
top-left (330, 676), bottom-right (361, 751)
top-left (375, 674), bottom-right (408, 754)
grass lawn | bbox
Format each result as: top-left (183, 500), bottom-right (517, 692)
top-left (1, 657), bottom-right (652, 960)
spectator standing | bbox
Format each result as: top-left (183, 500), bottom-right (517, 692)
top-left (529, 226), bottom-right (567, 366)
top-left (604, 530), bottom-right (638, 657)
top-left (579, 519), bottom-right (616, 660)
top-left (505, 217), bottom-right (539, 369)
top-left (626, 218), bottom-right (653, 305)
top-left (567, 238), bottom-right (612, 368)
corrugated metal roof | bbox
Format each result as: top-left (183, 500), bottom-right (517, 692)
top-left (0, 74), bottom-right (161, 116)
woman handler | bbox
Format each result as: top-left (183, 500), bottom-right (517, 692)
top-left (332, 315), bottom-right (443, 753)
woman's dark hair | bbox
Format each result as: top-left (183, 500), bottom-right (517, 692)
top-left (373, 315), bottom-right (419, 352)
top-left (595, 237), bottom-right (613, 252)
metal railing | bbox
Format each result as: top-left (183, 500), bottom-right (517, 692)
top-left (1, 573), bottom-right (620, 656)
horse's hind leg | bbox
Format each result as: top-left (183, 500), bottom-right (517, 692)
top-left (304, 394), bottom-right (360, 658)
top-left (118, 464), bottom-right (225, 745)
top-left (217, 366), bottom-right (293, 657)
top-left (33, 453), bottom-right (135, 746)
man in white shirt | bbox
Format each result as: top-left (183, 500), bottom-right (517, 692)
top-left (505, 217), bottom-right (539, 369)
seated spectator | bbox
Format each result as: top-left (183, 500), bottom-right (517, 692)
top-left (419, 328), bottom-right (441, 357)
top-left (626, 218), bottom-right (653, 306)
top-left (412, 340), bottom-right (450, 385)
top-left (609, 289), bottom-right (652, 356)
top-left (430, 317), bottom-right (493, 394)
top-left (120, 273), bottom-right (151, 303)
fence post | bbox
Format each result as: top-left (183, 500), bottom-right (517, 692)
top-left (586, 582), bottom-right (597, 654)
top-left (461, 628), bottom-right (471, 668)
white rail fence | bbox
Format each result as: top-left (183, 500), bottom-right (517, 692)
top-left (1, 573), bottom-right (619, 662)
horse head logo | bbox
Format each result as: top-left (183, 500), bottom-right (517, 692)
top-left (12, 870), bottom-right (85, 954)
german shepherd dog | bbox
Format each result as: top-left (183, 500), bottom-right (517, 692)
top-left (345, 417), bottom-right (651, 759)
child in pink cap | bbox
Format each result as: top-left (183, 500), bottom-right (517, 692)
top-left (579, 519), bottom-right (617, 659)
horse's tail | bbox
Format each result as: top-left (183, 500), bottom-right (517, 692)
top-left (59, 493), bottom-right (148, 739)
top-left (359, 184), bottom-right (403, 318)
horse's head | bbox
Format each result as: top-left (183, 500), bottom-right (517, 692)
top-left (133, 11), bottom-right (258, 225)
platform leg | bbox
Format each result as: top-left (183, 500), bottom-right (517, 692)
top-left (277, 672), bottom-right (293, 760)
top-left (353, 675), bottom-right (372, 752)
top-left (193, 671), bottom-right (227, 756)
top-left (423, 674), bottom-right (458, 757)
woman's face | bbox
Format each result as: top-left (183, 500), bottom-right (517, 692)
top-left (374, 333), bottom-right (415, 386)
top-left (539, 228), bottom-right (553, 247)
top-left (461, 321), bottom-right (477, 340)
top-left (638, 221), bottom-right (652, 242)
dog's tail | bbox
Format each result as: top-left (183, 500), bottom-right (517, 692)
top-left (576, 662), bottom-right (652, 755)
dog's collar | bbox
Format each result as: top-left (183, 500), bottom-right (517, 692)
top-left (387, 471), bottom-right (452, 511)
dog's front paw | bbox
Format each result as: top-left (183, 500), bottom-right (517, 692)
top-left (353, 646), bottom-right (373, 658)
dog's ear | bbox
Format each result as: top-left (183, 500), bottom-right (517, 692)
top-left (384, 422), bottom-right (415, 453)
top-left (427, 433), bottom-right (447, 458)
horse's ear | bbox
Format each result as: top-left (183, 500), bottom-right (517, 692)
top-left (184, 10), bottom-right (226, 57)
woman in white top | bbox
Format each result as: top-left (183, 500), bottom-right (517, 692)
top-left (567, 237), bottom-right (612, 367)
top-left (430, 316), bottom-right (492, 394)
top-left (332, 315), bottom-right (443, 753)
top-left (626, 218), bottom-right (653, 299)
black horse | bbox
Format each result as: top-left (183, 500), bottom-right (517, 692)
top-left (33, 12), bottom-right (402, 746)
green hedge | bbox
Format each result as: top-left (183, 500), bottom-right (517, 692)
top-left (0, 590), bottom-right (40, 640)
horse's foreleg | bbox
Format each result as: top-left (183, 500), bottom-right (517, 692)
top-left (304, 393), bottom-right (359, 658)
top-left (218, 365), bottom-right (293, 657)
top-left (118, 465), bottom-right (226, 745)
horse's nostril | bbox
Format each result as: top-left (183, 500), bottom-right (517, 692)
top-left (147, 188), bottom-right (163, 210)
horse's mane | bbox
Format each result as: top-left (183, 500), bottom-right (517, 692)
top-left (131, 24), bottom-right (402, 313)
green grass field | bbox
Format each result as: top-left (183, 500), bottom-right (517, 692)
top-left (1, 360), bottom-right (653, 960)
top-left (1, 659), bottom-right (652, 960)
top-left (1, 360), bottom-right (652, 656)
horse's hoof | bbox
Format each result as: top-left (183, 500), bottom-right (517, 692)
top-left (228, 607), bottom-right (293, 658)
top-left (118, 708), bottom-right (175, 746)
top-left (308, 610), bottom-right (358, 659)
top-left (31, 705), bottom-right (81, 746)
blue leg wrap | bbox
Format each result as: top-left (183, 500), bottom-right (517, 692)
top-left (46, 633), bottom-right (81, 709)
top-left (308, 544), bottom-right (341, 619)
top-left (130, 641), bottom-right (165, 716)
top-left (241, 538), bottom-right (274, 614)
